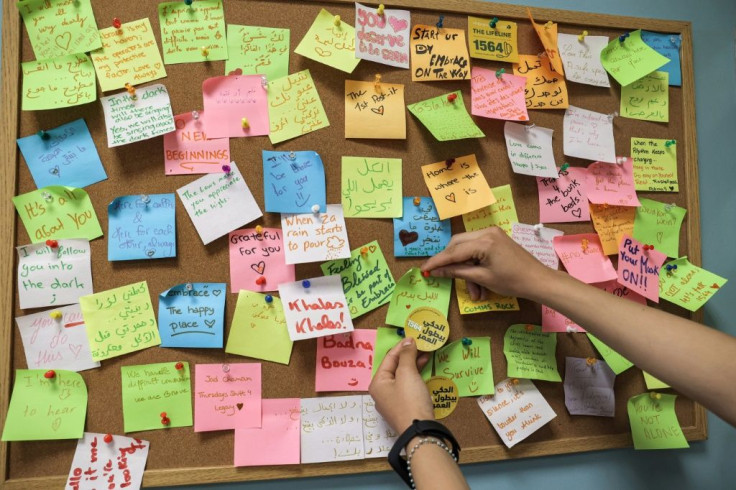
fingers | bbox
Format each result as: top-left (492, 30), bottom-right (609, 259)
top-left (396, 337), bottom-right (419, 375)
top-left (416, 352), bottom-right (431, 372)
top-left (465, 280), bottom-right (482, 301)
top-left (373, 337), bottom-right (406, 381)
top-left (422, 240), bottom-right (485, 274)
top-left (431, 262), bottom-right (489, 286)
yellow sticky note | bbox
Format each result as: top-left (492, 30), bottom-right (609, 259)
top-left (21, 54), bottom-right (96, 111)
top-left (268, 70), bottom-right (330, 144)
top-left (527, 9), bottom-right (564, 75)
top-left (422, 154), bottom-right (495, 220)
top-left (631, 138), bottom-right (678, 192)
top-left (345, 80), bottom-right (406, 139)
top-left (462, 184), bottom-right (519, 236)
top-left (455, 279), bottom-right (519, 314)
top-left (411, 25), bottom-right (470, 81)
top-left (621, 71), bottom-right (669, 122)
top-left (294, 8), bottom-right (360, 73)
top-left (513, 54), bottom-right (569, 110)
top-left (158, 1), bottom-right (227, 64)
top-left (467, 16), bottom-right (518, 63)
top-left (590, 204), bottom-right (636, 255)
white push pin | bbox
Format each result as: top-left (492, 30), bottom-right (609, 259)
top-left (185, 283), bottom-right (193, 291)
top-left (566, 326), bottom-right (577, 333)
top-left (140, 194), bottom-right (151, 205)
top-left (192, 110), bottom-right (199, 120)
top-left (533, 223), bottom-right (544, 236)
top-left (261, 75), bottom-right (268, 89)
top-left (288, 151), bottom-right (297, 160)
top-left (616, 156), bottom-right (626, 165)
top-left (664, 202), bottom-right (676, 212)
top-left (311, 204), bottom-right (321, 213)
top-left (222, 364), bottom-right (230, 373)
top-left (608, 111), bottom-right (618, 121)
top-left (42, 191), bottom-right (53, 202)
top-left (524, 123), bottom-right (536, 132)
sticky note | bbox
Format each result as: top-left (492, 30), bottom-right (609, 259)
top-left (527, 10), bottom-right (563, 74)
top-left (586, 157), bottom-right (641, 207)
top-left (18, 0), bottom-right (101, 61)
top-left (504, 324), bottom-right (561, 382)
top-left (13, 186), bottom-right (103, 243)
top-left (354, 3), bottom-right (410, 68)
top-left (631, 138), bottom-right (678, 192)
top-left (536, 167), bottom-right (590, 223)
top-left (557, 33), bottom-right (610, 87)
top-left (91, 18), bottom-right (166, 92)
top-left (462, 184), bottom-right (518, 235)
top-left (17, 119), bottom-right (106, 189)
top-left (279, 275), bottom-right (354, 341)
top-left (108, 194), bottom-right (176, 261)
top-left (601, 30), bottom-right (669, 87)
top-left (422, 154), bottom-right (496, 220)
top-left (641, 31), bottom-right (682, 86)
top-left (263, 151), bottom-right (326, 213)
top-left (22, 54), bottom-right (96, 111)
top-left (455, 279), bottom-right (520, 314)
top-left (621, 71), bottom-right (669, 122)
top-left (121, 362), bottom-right (192, 432)
top-left (633, 198), bottom-right (686, 257)
top-left (467, 16), bottom-right (519, 63)
top-left (345, 80), bottom-right (406, 139)
top-left (234, 398), bottom-right (301, 466)
top-left (470, 68), bottom-right (528, 121)
top-left (393, 197), bottom-right (450, 257)
top-left (225, 25), bottom-right (290, 81)
top-left (177, 162), bottom-right (262, 245)
top-left (563, 106), bottom-right (616, 163)
top-left (341, 157), bottom-right (402, 218)
top-left (158, 1), bottom-right (227, 64)
top-left (362, 395), bottom-right (399, 458)
top-left (226, 290), bottom-right (293, 365)
top-left (268, 70), bottom-right (330, 144)
top-left (371, 327), bottom-right (400, 378)
top-left (435, 337), bottom-right (494, 397)
top-left (80, 281), bottom-right (160, 361)
top-left (410, 24), bottom-right (470, 81)
top-left (504, 122), bottom-right (557, 178)
top-left (643, 371), bottom-right (669, 390)
top-left (194, 363), bottom-right (261, 432)
top-left (407, 91), bottom-right (485, 141)
top-left (477, 378), bottom-right (556, 448)
top-left (553, 234), bottom-right (617, 283)
top-left (229, 228), bottom-right (294, 293)
top-left (202, 75), bottom-right (270, 138)
top-left (67, 434), bottom-right (149, 489)
top-left (100, 84), bottom-right (175, 147)
top-left (316, 330), bottom-right (376, 392)
top-left (563, 357), bottom-right (615, 417)
top-left (658, 257), bottom-right (727, 311)
top-left (281, 204), bottom-right (351, 265)
top-left (15, 304), bottom-right (99, 372)
top-left (158, 283), bottom-right (226, 348)
top-left (512, 54), bottom-right (569, 110)
top-left (617, 235), bottom-right (666, 302)
top-left (295, 8), bottom-right (360, 73)
top-left (163, 111), bottom-right (231, 175)
top-left (511, 223), bottom-right (564, 269)
top-left (17, 239), bottom-right (93, 309)
top-left (627, 393), bottom-right (689, 450)
top-left (386, 268), bottom-right (451, 327)
top-left (587, 333), bottom-right (633, 374)
top-left (321, 241), bottom-right (396, 318)
top-left (300, 396), bottom-right (364, 463)
top-left (590, 203), bottom-right (636, 255)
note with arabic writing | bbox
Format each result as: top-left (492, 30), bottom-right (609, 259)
top-left (386, 268), bottom-right (451, 327)
top-left (234, 398), bottom-right (301, 466)
top-left (553, 234), bottom-right (617, 283)
top-left (586, 157), bottom-right (641, 207)
top-left (471, 67), bottom-right (528, 121)
top-left (80, 281), bottom-right (160, 361)
top-left (164, 111), bottom-right (231, 175)
top-left (355, 3), bottom-right (410, 69)
top-left (229, 228), bottom-right (294, 293)
top-left (268, 70), bottom-right (330, 144)
top-left (627, 393), bottom-right (689, 449)
top-left (1, 369), bottom-right (87, 441)
top-left (455, 278), bottom-right (520, 314)
top-left (658, 257), bottom-right (727, 311)
top-left (100, 84), bottom-right (175, 147)
top-left (527, 10), bottom-right (564, 74)
top-left (462, 184), bottom-right (518, 235)
top-left (342, 157), bottom-right (402, 218)
top-left (422, 154), bottom-right (495, 220)
top-left (631, 138), bottom-right (678, 192)
top-left (590, 204), bottom-right (636, 255)
top-left (557, 33), bottom-right (610, 87)
top-left (467, 16), bottom-right (519, 63)
top-left (66, 434), bottom-right (149, 490)
top-left (511, 223), bottom-right (564, 269)
top-left (601, 30), bottom-right (669, 87)
top-left (194, 363), bottom-right (261, 432)
top-left (393, 197), bottom-right (450, 257)
top-left (108, 194), bottom-right (176, 261)
top-left (435, 337), bottom-right (494, 397)
top-left (362, 395), bottom-right (399, 458)
top-left (281, 204), bottom-right (351, 264)
top-left (202, 75), bottom-right (269, 138)
top-left (633, 198), bottom-right (686, 257)
top-left (316, 330), bottom-right (376, 392)
top-left (22, 54), bottom-right (96, 111)
top-left (158, 1), bottom-right (226, 64)
top-left (295, 8), bottom-right (360, 73)
top-left (407, 91), bottom-right (485, 141)
top-left (226, 290), bottom-right (293, 364)
top-left (563, 106), bottom-right (616, 163)
top-left (158, 283), bottom-right (225, 348)
top-left (587, 333), bottom-right (633, 374)
top-left (621, 71), bottom-right (669, 122)
top-left (512, 54), bottom-right (569, 110)
top-left (504, 324), bottom-right (561, 382)
top-left (537, 167), bottom-right (590, 223)
top-left (345, 80), bottom-right (406, 139)
top-left (263, 151), bottom-right (326, 213)
top-left (563, 357), bottom-right (615, 417)
top-left (121, 362), bottom-right (192, 432)
top-left (300, 395), bottom-right (364, 463)
top-left (641, 31), bottom-right (681, 86)
top-left (504, 122), bottom-right (557, 178)
top-left (410, 24), bottom-right (470, 81)
top-left (617, 235), bottom-right (666, 302)
top-left (279, 275), bottom-right (354, 341)
top-left (225, 25), bottom-right (290, 81)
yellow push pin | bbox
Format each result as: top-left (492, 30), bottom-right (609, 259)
top-left (512, 378), bottom-right (520, 385)
top-left (374, 74), bottom-right (382, 94)
top-left (334, 15), bottom-right (341, 26)
top-left (377, 4), bottom-right (385, 15)
top-left (586, 357), bottom-right (598, 366)
top-left (255, 225), bottom-right (263, 235)
top-left (49, 310), bottom-right (63, 320)
top-left (525, 324), bottom-right (535, 332)
top-left (578, 30), bottom-right (588, 42)
top-left (241, 117), bottom-right (249, 129)
top-left (360, 246), bottom-right (369, 257)
top-left (650, 392), bottom-right (662, 400)
top-left (201, 46), bottom-right (209, 57)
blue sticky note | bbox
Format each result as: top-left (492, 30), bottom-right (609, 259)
top-left (393, 197), bottom-right (451, 257)
top-left (17, 119), bottom-right (107, 189)
top-left (262, 150), bottom-right (326, 213)
top-left (158, 283), bottom-right (226, 348)
top-left (641, 31), bottom-right (682, 86)
top-left (108, 194), bottom-right (176, 261)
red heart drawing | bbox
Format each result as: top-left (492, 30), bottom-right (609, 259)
top-left (445, 193), bottom-right (456, 203)
top-left (251, 261), bottom-right (266, 275)
top-left (399, 229), bottom-right (419, 246)
top-left (371, 105), bottom-right (385, 115)
top-left (388, 16), bottom-right (408, 33)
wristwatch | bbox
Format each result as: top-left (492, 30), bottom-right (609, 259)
top-left (388, 419), bottom-right (461, 487)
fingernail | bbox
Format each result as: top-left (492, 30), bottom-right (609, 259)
top-left (402, 339), bottom-right (413, 347)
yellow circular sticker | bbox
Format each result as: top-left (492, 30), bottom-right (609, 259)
top-left (404, 307), bottom-right (450, 352)
top-left (426, 376), bottom-right (459, 419)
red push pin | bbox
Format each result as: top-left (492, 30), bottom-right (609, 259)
top-left (46, 239), bottom-right (59, 248)
top-left (255, 277), bottom-right (266, 286)
top-left (643, 244), bottom-right (654, 252)
top-left (112, 17), bottom-right (122, 29)
top-left (447, 93), bottom-right (457, 102)
top-left (175, 362), bottom-right (184, 371)
top-left (44, 370), bottom-right (56, 379)
top-left (421, 270), bottom-right (431, 278)
top-left (160, 412), bottom-right (170, 426)
top-left (103, 433), bottom-right (113, 444)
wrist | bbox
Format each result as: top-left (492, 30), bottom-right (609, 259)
top-left (525, 267), bottom-right (565, 304)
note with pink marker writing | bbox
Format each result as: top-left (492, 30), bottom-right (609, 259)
top-left (470, 67), bottom-right (528, 121)
top-left (553, 234), bottom-right (617, 283)
top-left (315, 330), bottom-right (376, 392)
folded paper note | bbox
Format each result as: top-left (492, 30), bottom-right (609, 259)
top-left (617, 235), bottom-right (666, 302)
top-left (511, 223), bottom-right (564, 269)
top-left (557, 33), bottom-right (610, 87)
top-left (633, 198), bottom-right (685, 257)
top-left (554, 234), bottom-right (617, 283)
top-left (504, 324), bottom-right (561, 382)
top-left (18, 0), bottom-right (101, 60)
top-left (354, 3), bottom-right (411, 68)
top-left (229, 228), bottom-right (294, 293)
top-left (67, 433), bottom-right (149, 490)
top-left (158, 1), bottom-right (227, 64)
top-left (504, 122), bottom-right (557, 178)
top-left (512, 54), bottom-right (569, 110)
top-left (627, 393), bottom-right (689, 450)
top-left (586, 157), bottom-right (641, 207)
top-left (100, 84), bottom-right (175, 147)
top-left (435, 337), bottom-right (494, 397)
top-left (407, 91), bottom-right (484, 141)
top-left (295, 8), bottom-right (360, 73)
top-left (470, 67), bottom-right (528, 121)
top-left (658, 257), bottom-right (727, 311)
top-left (563, 357), bottom-right (615, 417)
top-left (563, 106), bottom-right (616, 163)
top-left (587, 333), bottom-right (633, 374)
top-left (600, 29), bottom-right (669, 87)
top-left (422, 154), bottom-right (496, 220)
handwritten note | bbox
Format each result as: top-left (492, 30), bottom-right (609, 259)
top-left (355, 3), bottom-right (410, 68)
top-left (641, 31), bottom-right (682, 86)
top-left (279, 275), bottom-right (354, 341)
top-left (512, 54), bottom-right (569, 110)
top-left (1, 369), bottom-right (87, 441)
top-left (553, 234), bottom-right (617, 283)
top-left (557, 33), bottom-right (610, 87)
top-left (467, 16), bottom-right (518, 62)
top-left (225, 25), bottom-right (290, 81)
top-left (202, 75), bottom-right (270, 138)
top-left (422, 154), bottom-right (496, 220)
top-left (158, 283), bottom-right (226, 348)
top-left (590, 203), bottom-right (636, 255)
top-left (621, 71), bottom-right (669, 122)
top-left (600, 30), bottom-right (669, 87)
top-left (268, 70), bottom-right (330, 144)
top-left (91, 18), bottom-right (166, 92)
top-left (435, 337), bottom-right (494, 397)
top-left (121, 362), bottom-right (192, 432)
top-left (407, 91), bottom-right (485, 141)
top-left (80, 281), bottom-right (160, 362)
top-left (410, 25), bottom-right (469, 81)
top-left (194, 363), bottom-right (261, 432)
top-left (511, 223), bottom-right (564, 269)
top-left (587, 333), bottom-right (633, 374)
top-left (631, 137), bottom-right (678, 192)
top-left (13, 186), bottom-right (102, 243)
top-left (229, 228), bottom-right (294, 293)
top-left (536, 167), bottom-right (590, 223)
top-left (108, 194), bottom-right (176, 261)
top-left (632, 198), bottom-right (686, 257)
top-left (100, 84), bottom-right (175, 147)
top-left (263, 151), bottom-right (326, 213)
top-left (658, 257), bottom-right (727, 311)
top-left (295, 8), bottom-right (360, 73)
top-left (455, 278), bottom-right (520, 314)
top-left (617, 235), bottom-right (666, 302)
top-left (586, 157), bottom-right (641, 207)
top-left (300, 395), bottom-right (364, 463)
top-left (627, 393), bottom-right (689, 450)
top-left (362, 395), bottom-right (398, 458)
top-left (393, 197), bottom-right (450, 257)
top-left (158, 1), bottom-right (226, 64)
top-left (462, 184), bottom-right (518, 235)
top-left (22, 54), bottom-right (96, 111)
top-left (66, 434), bottom-right (149, 490)
top-left (345, 80), bottom-right (406, 139)
top-left (234, 398), bottom-right (300, 466)
top-left (563, 357), bottom-right (615, 417)
top-left (527, 10), bottom-right (563, 74)
top-left (563, 106), bottom-right (616, 163)
top-left (470, 67), bottom-right (528, 121)
top-left (504, 122), bottom-right (557, 178)
top-left (504, 324), bottom-right (561, 382)
top-left (386, 268), bottom-right (451, 327)
top-left (316, 330), bottom-right (376, 392)
top-left (281, 204), bottom-right (350, 264)
top-left (164, 111), bottom-right (231, 174)
top-left (342, 157), bottom-right (402, 218)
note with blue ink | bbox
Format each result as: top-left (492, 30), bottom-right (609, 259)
top-left (393, 197), bottom-right (451, 257)
top-left (641, 31), bottom-right (681, 86)
top-left (158, 283), bottom-right (226, 348)
top-left (263, 151), bottom-right (326, 213)
top-left (108, 194), bottom-right (176, 261)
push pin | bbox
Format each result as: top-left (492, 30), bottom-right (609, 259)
top-left (46, 239), bottom-right (59, 248)
top-left (560, 163), bottom-right (570, 172)
top-left (222, 364), bottom-right (230, 373)
top-left (512, 378), bottom-right (520, 385)
top-left (665, 140), bottom-right (676, 147)
top-left (619, 33), bottom-right (630, 43)
top-left (578, 30), bottom-right (588, 42)
top-left (175, 362), bottom-right (184, 371)
top-left (311, 204), bottom-right (321, 213)
top-left (643, 244), bottom-right (654, 252)
top-left (524, 123), bottom-right (536, 132)
top-left (664, 202), bottom-right (676, 212)
top-left (42, 191), bottom-right (53, 202)
top-left (533, 223), bottom-right (544, 236)
top-left (222, 164), bottom-right (231, 174)
top-left (146, 249), bottom-right (155, 257)
top-left (649, 392), bottom-right (662, 400)
top-left (665, 264), bottom-right (678, 276)
top-left (241, 117), bottom-right (249, 129)
top-left (495, 68), bottom-right (505, 78)
top-left (44, 370), bottom-right (56, 379)
top-left (192, 110), bottom-right (199, 120)
top-left (201, 46), bottom-right (209, 57)
top-left (489, 17), bottom-right (499, 29)
top-left (184, 283), bottom-right (193, 292)
top-left (436, 15), bottom-right (444, 29)
top-left (255, 225), bottom-right (264, 235)
top-left (184, 0), bottom-right (193, 6)
top-left (289, 151), bottom-right (297, 160)
top-left (544, 21), bottom-right (554, 29)
top-left (445, 158), bottom-right (455, 168)
top-left (461, 337), bottom-right (472, 347)
top-left (37, 130), bottom-right (50, 140)
top-left (601, 203), bottom-right (609, 210)
top-left (265, 294), bottom-right (274, 304)
top-left (360, 246), bottom-right (369, 257)
top-left (615, 157), bottom-right (626, 165)
top-left (413, 196), bottom-right (422, 206)
top-left (566, 326), bottom-right (577, 333)
top-left (609, 111), bottom-right (619, 122)
top-left (160, 412), bottom-right (171, 426)
top-left (103, 434), bottom-right (114, 444)
top-left (334, 15), bottom-right (341, 26)
top-left (50, 166), bottom-right (59, 175)
top-left (302, 280), bottom-right (311, 289)
top-left (377, 4), bottom-right (385, 16)
top-left (49, 310), bottom-right (63, 320)
top-left (255, 277), bottom-right (267, 286)
top-left (374, 74), bottom-right (382, 94)
top-left (112, 17), bottom-right (122, 29)
top-left (525, 324), bottom-right (535, 332)
top-left (125, 83), bottom-right (136, 98)
top-left (422, 270), bottom-right (431, 278)
top-left (397, 327), bottom-right (405, 337)
top-left (447, 93), bottom-right (457, 102)
top-left (581, 238), bottom-right (589, 252)
top-left (586, 357), bottom-right (598, 366)
top-left (140, 194), bottom-right (150, 205)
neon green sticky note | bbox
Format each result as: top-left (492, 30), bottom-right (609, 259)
top-left (504, 324), bottom-right (561, 382)
top-left (643, 371), bottom-right (669, 390)
top-left (633, 198), bottom-right (686, 257)
top-left (631, 138), bottom-right (678, 192)
top-left (80, 282), bottom-right (161, 361)
top-left (407, 91), bottom-right (485, 141)
top-left (268, 70), bottom-right (330, 144)
top-left (158, 1), bottom-right (227, 64)
top-left (462, 184), bottom-right (519, 235)
top-left (226, 290), bottom-right (293, 365)
top-left (621, 71), bottom-right (669, 122)
top-left (386, 268), bottom-right (452, 327)
top-left (21, 54), bottom-right (96, 111)
top-left (659, 257), bottom-right (727, 311)
top-left (321, 240), bottom-right (396, 318)
top-left (600, 30), bottom-right (669, 87)
top-left (1, 370), bottom-right (87, 441)
top-left (226, 25), bottom-right (290, 81)
top-left (435, 337), bottom-right (494, 397)
top-left (341, 157), bottom-right (402, 218)
top-left (627, 393), bottom-right (689, 450)
top-left (13, 186), bottom-right (103, 243)
top-left (121, 362), bottom-right (193, 432)
top-left (294, 8), bottom-right (360, 73)
top-left (371, 327), bottom-right (433, 381)
top-left (587, 333), bottom-right (633, 374)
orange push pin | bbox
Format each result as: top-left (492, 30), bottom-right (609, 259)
top-left (374, 74), bottom-right (382, 94)
top-left (586, 357), bottom-right (598, 366)
top-left (175, 362), bottom-right (184, 371)
top-left (103, 434), bottom-right (113, 444)
top-left (125, 83), bottom-right (136, 99)
top-left (255, 225), bottom-right (263, 235)
top-left (413, 196), bottom-right (422, 206)
top-left (512, 378), bottom-right (520, 385)
top-left (255, 277), bottom-right (267, 286)
top-left (360, 246), bottom-right (369, 256)
top-left (581, 238), bottom-right (589, 252)
top-left (201, 46), bottom-right (209, 57)
top-left (525, 324), bottom-right (535, 332)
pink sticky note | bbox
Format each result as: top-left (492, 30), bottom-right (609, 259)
top-left (315, 329), bottom-right (376, 392)
top-left (194, 363), bottom-right (262, 432)
top-left (163, 112), bottom-right (231, 175)
top-left (234, 398), bottom-right (301, 466)
top-left (202, 75), bottom-right (269, 138)
top-left (471, 67), bottom-right (529, 121)
top-left (537, 167), bottom-right (590, 223)
top-left (586, 157), bottom-right (641, 206)
top-left (553, 233), bottom-right (617, 283)
top-left (617, 234), bottom-right (666, 302)
top-left (229, 228), bottom-right (295, 293)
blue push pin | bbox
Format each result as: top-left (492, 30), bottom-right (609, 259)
top-left (265, 294), bottom-right (273, 304)
top-left (397, 327), bottom-right (405, 337)
top-left (436, 15), bottom-right (444, 29)
top-left (489, 17), bottom-right (499, 29)
top-left (461, 337), bottom-right (472, 347)
top-left (37, 130), bottom-right (50, 140)
top-left (665, 264), bottom-right (678, 275)
top-left (184, 0), bottom-right (193, 5)
top-left (302, 280), bottom-right (311, 289)
top-left (619, 33), bottom-right (630, 43)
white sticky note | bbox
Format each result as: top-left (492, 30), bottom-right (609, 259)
top-left (362, 395), bottom-right (399, 458)
top-left (511, 223), bottom-right (564, 269)
top-left (354, 3), bottom-right (411, 69)
top-left (300, 395), bottom-right (364, 463)
top-left (100, 83), bottom-right (175, 147)
top-left (504, 122), bottom-right (557, 178)
top-left (563, 105), bottom-right (616, 163)
top-left (558, 33), bottom-right (611, 87)
top-left (65, 433), bottom-right (149, 490)
top-left (281, 204), bottom-right (351, 264)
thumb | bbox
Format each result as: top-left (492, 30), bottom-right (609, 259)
top-left (397, 338), bottom-right (419, 373)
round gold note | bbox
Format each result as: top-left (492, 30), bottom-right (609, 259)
top-left (404, 307), bottom-right (450, 352)
top-left (426, 376), bottom-right (459, 419)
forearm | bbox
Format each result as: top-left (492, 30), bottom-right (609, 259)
top-left (407, 437), bottom-right (468, 490)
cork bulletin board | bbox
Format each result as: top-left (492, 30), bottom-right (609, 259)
top-left (0, 0), bottom-right (706, 488)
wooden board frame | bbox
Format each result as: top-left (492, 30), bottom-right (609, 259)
top-left (0, 0), bottom-right (705, 488)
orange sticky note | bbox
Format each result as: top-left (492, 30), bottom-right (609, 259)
top-left (422, 154), bottom-right (496, 220)
top-left (345, 80), bottom-right (406, 139)
top-left (527, 9), bottom-right (564, 75)
top-left (513, 54), bottom-right (569, 110)
top-left (590, 203), bottom-right (636, 255)
top-left (411, 25), bottom-right (470, 81)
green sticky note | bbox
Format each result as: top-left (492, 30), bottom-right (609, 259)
top-left (371, 327), bottom-right (433, 381)
top-left (321, 240), bottom-right (396, 318)
top-left (600, 29), bottom-right (669, 87)
top-left (621, 71), bottom-right (669, 122)
top-left (386, 268), bottom-right (452, 327)
top-left (631, 138), bottom-right (678, 192)
top-left (225, 25), bottom-right (289, 81)
top-left (17, 0), bottom-right (102, 61)
top-left (80, 282), bottom-right (161, 361)
top-left (462, 184), bottom-right (519, 235)
top-left (643, 371), bottom-right (669, 390)
top-left (13, 186), bottom-right (103, 243)
top-left (121, 362), bottom-right (193, 432)
top-left (294, 8), bottom-right (360, 73)
top-left (633, 197), bottom-right (686, 257)
top-left (341, 157), bottom-right (402, 218)
top-left (659, 257), bottom-right (727, 311)
top-left (408, 91), bottom-right (485, 141)
top-left (268, 70), bottom-right (330, 144)
top-left (435, 337), bottom-right (494, 397)
top-left (587, 333), bottom-right (633, 375)
top-left (627, 393), bottom-right (689, 450)
top-left (1, 370), bottom-right (87, 441)
top-left (158, 1), bottom-right (227, 64)
top-left (504, 324), bottom-right (561, 382)
top-left (21, 54), bottom-right (96, 111)
top-left (225, 290), bottom-right (293, 365)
